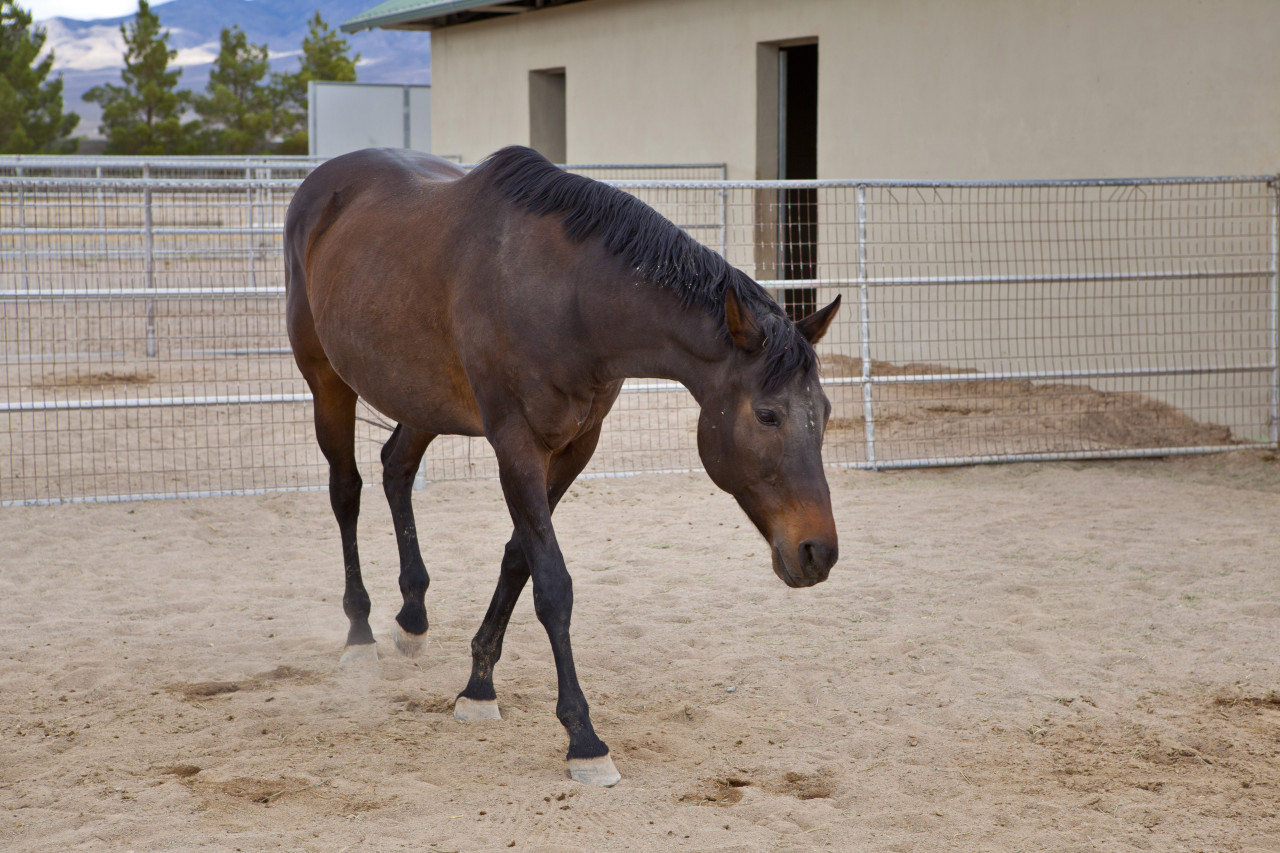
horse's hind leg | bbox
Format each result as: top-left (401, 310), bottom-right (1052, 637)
top-left (302, 363), bottom-right (376, 662)
top-left (380, 423), bottom-right (436, 657)
top-left (453, 537), bottom-right (529, 722)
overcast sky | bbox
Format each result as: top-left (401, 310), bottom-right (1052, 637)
top-left (25, 0), bottom-right (176, 22)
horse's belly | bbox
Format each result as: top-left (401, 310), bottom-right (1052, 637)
top-left (358, 382), bottom-right (485, 438)
top-left (324, 329), bottom-right (485, 437)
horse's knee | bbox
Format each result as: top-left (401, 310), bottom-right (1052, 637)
top-left (329, 469), bottom-right (362, 516)
top-left (531, 571), bottom-right (573, 630)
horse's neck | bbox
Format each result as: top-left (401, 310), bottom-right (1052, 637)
top-left (599, 283), bottom-right (732, 404)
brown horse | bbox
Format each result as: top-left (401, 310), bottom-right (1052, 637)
top-left (284, 146), bottom-right (840, 786)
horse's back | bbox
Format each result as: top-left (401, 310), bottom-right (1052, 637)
top-left (302, 148), bottom-right (465, 200)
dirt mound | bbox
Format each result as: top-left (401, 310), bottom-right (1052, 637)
top-left (820, 354), bottom-right (1238, 463)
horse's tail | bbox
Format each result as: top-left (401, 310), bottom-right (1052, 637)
top-left (303, 190), bottom-right (346, 268)
top-left (285, 171), bottom-right (350, 367)
top-left (284, 182), bottom-right (346, 299)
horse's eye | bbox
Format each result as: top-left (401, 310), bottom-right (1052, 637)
top-left (755, 409), bottom-right (780, 427)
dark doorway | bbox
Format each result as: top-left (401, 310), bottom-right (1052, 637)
top-left (529, 68), bottom-right (566, 163)
top-left (778, 42), bottom-right (818, 319)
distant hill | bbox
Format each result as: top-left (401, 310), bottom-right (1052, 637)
top-left (39, 0), bottom-right (431, 140)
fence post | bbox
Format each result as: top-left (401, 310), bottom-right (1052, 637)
top-left (1271, 177), bottom-right (1279, 447)
top-left (264, 164), bottom-right (273, 245)
top-left (96, 165), bottom-right (106, 256)
top-left (144, 161), bottom-right (156, 358)
top-left (247, 165), bottom-right (257, 289)
top-left (718, 187), bottom-right (728, 257)
top-left (719, 163), bottom-right (729, 257)
top-left (17, 161), bottom-right (27, 290)
top-left (857, 184), bottom-right (876, 468)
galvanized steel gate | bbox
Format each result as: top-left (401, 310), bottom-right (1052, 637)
top-left (2, 161), bottom-right (1276, 505)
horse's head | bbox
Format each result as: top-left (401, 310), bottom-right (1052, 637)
top-left (697, 291), bottom-right (842, 588)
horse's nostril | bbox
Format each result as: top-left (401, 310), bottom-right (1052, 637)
top-left (799, 538), bottom-right (837, 579)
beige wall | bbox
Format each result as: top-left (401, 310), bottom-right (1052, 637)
top-left (430, 0), bottom-right (1279, 179)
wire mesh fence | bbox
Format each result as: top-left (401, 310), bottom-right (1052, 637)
top-left (2, 165), bottom-right (1276, 504)
top-left (624, 177), bottom-right (1279, 469)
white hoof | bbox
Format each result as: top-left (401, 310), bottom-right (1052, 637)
top-left (454, 696), bottom-right (502, 722)
top-left (568, 754), bottom-right (621, 787)
top-left (393, 623), bottom-right (427, 658)
top-left (339, 643), bottom-right (379, 664)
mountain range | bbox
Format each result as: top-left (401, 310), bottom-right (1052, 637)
top-left (38, 0), bottom-right (431, 141)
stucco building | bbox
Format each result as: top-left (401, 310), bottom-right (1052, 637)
top-left (343, 0), bottom-right (1278, 179)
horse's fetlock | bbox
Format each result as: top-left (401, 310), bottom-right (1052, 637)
top-left (395, 606), bottom-right (428, 636)
top-left (556, 698), bottom-right (591, 729)
top-left (460, 679), bottom-right (497, 703)
top-left (562, 718), bottom-right (608, 761)
top-left (398, 564), bottom-right (430, 595)
top-left (342, 594), bottom-right (371, 618)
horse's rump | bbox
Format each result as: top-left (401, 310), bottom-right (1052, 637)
top-left (284, 149), bottom-right (485, 435)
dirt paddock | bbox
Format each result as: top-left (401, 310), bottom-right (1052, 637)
top-left (2, 453), bottom-right (1278, 851)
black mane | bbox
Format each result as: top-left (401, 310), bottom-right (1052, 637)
top-left (471, 146), bottom-right (816, 390)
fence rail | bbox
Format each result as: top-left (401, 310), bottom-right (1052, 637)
top-left (2, 166), bottom-right (1276, 505)
top-left (0, 154), bottom-right (726, 183)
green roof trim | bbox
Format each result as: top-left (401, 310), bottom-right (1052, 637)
top-left (342, 0), bottom-right (590, 34)
top-left (342, 1), bottom-right (470, 33)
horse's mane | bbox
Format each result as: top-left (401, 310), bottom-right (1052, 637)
top-left (470, 146), bottom-right (815, 391)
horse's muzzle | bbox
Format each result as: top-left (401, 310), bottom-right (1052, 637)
top-left (771, 537), bottom-right (838, 588)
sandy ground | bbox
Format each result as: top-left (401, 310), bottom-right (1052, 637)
top-left (2, 453), bottom-right (1279, 852)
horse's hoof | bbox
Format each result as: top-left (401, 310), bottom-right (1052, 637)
top-left (454, 696), bottom-right (502, 722)
top-left (568, 754), bottom-right (621, 787)
top-left (339, 642), bottom-right (379, 664)
top-left (393, 623), bottom-right (427, 658)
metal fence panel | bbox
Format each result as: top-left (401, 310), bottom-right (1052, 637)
top-left (2, 169), bottom-right (1276, 505)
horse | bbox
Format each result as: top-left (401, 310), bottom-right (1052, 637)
top-left (283, 145), bottom-right (841, 787)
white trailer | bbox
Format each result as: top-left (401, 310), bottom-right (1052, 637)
top-left (308, 81), bottom-right (431, 158)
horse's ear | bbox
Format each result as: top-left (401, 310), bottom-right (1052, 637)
top-left (724, 287), bottom-right (765, 353)
top-left (795, 295), bottom-right (841, 345)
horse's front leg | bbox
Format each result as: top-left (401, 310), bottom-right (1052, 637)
top-left (487, 425), bottom-right (620, 787)
top-left (456, 424), bottom-right (603, 722)
top-left (380, 423), bottom-right (436, 657)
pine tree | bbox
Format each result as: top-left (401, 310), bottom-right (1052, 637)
top-left (0, 0), bottom-right (79, 153)
top-left (192, 25), bottom-right (274, 154)
top-left (273, 13), bottom-right (360, 154)
top-left (82, 1), bottom-right (194, 154)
